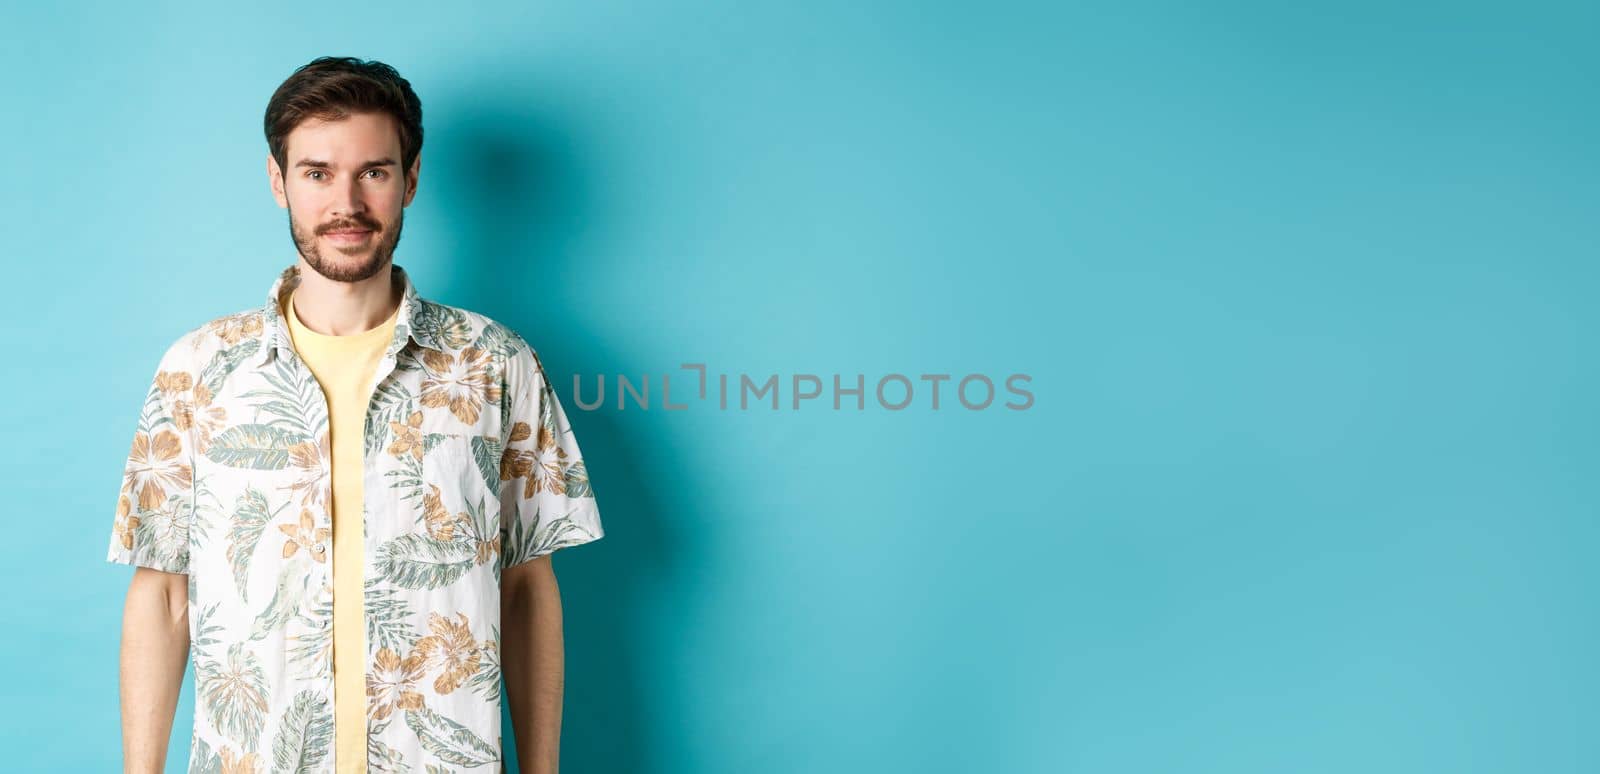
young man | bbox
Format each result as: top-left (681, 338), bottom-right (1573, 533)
top-left (107, 57), bottom-right (604, 774)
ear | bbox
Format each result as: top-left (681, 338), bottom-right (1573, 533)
top-left (402, 153), bottom-right (421, 207)
top-left (267, 153), bottom-right (288, 208)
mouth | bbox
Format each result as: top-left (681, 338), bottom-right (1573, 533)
top-left (323, 229), bottom-right (374, 245)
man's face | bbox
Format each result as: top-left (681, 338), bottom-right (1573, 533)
top-left (268, 111), bottom-right (420, 283)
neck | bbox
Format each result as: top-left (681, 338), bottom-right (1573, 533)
top-left (287, 258), bottom-right (400, 336)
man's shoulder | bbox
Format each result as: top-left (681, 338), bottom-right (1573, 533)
top-left (155, 305), bottom-right (268, 372)
top-left (414, 299), bottom-right (538, 363)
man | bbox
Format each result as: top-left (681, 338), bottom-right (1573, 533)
top-left (107, 56), bottom-right (604, 774)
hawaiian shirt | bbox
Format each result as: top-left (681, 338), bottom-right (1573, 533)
top-left (105, 262), bottom-right (605, 773)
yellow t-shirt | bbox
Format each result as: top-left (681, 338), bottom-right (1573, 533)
top-left (284, 288), bottom-right (399, 774)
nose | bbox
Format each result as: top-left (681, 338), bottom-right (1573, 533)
top-left (330, 176), bottom-right (366, 221)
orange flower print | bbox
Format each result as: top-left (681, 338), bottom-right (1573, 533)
top-left (203, 311), bottom-right (263, 346)
top-left (499, 420), bottom-right (567, 499)
top-left (419, 347), bottom-right (502, 426)
top-left (124, 428), bottom-right (194, 511)
top-left (368, 646), bottom-right (427, 720)
top-left (170, 381), bottom-right (228, 454)
top-left (413, 612), bottom-right (483, 695)
top-left (113, 495), bottom-right (140, 550)
top-left (387, 410), bottom-right (425, 461)
top-left (422, 484), bottom-right (465, 541)
top-left (474, 531), bottom-right (501, 566)
top-left (219, 746), bottom-right (264, 774)
top-left (285, 431), bottom-right (331, 509)
top-left (422, 485), bottom-right (499, 564)
top-left (155, 370), bottom-right (193, 394)
top-left (278, 509), bottom-right (330, 562)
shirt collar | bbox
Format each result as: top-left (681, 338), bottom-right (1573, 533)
top-left (253, 261), bottom-right (442, 366)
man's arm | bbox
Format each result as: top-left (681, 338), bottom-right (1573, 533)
top-left (119, 566), bottom-right (190, 774)
top-left (502, 555), bottom-right (565, 774)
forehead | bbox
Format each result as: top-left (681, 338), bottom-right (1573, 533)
top-left (284, 112), bottom-right (401, 163)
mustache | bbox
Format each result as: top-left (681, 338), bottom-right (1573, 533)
top-left (318, 217), bottom-right (380, 234)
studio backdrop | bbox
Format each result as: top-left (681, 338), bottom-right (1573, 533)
top-left (1, 1), bottom-right (1594, 772)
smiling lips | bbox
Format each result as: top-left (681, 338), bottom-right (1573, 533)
top-left (325, 228), bottom-right (373, 243)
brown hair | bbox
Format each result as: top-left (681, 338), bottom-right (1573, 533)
top-left (263, 56), bottom-right (424, 180)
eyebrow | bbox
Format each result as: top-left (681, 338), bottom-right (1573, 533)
top-left (294, 157), bottom-right (397, 169)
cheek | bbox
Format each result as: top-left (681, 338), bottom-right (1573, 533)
top-left (374, 201), bottom-right (406, 227)
top-left (378, 188), bottom-right (408, 210)
top-left (286, 190), bottom-right (327, 214)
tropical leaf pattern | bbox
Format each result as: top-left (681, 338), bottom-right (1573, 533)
top-left (288, 580), bottom-right (334, 680)
top-left (196, 642), bottom-right (270, 752)
top-left (272, 690), bottom-right (335, 773)
top-left (226, 487), bottom-right (276, 601)
top-left (375, 532), bottom-right (478, 590)
top-left (187, 735), bottom-right (222, 774)
top-left (204, 423), bottom-right (312, 470)
top-left (404, 705), bottom-right (500, 768)
top-left (106, 262), bottom-right (605, 772)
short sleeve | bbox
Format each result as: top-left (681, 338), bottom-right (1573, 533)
top-left (106, 343), bottom-right (197, 573)
top-left (497, 337), bottom-right (604, 568)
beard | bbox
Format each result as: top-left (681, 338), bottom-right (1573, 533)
top-left (287, 204), bottom-right (405, 283)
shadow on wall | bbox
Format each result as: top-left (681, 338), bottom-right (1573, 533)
top-left (432, 86), bottom-right (679, 774)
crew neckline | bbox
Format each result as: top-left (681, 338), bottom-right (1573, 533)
top-left (285, 288), bottom-right (399, 345)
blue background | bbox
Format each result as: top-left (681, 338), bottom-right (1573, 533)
top-left (2, 1), bottom-right (1595, 771)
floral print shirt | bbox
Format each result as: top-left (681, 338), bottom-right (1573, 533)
top-left (106, 262), bottom-right (605, 773)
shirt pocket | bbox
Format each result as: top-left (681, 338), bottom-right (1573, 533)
top-left (421, 433), bottom-right (475, 487)
top-left (416, 433), bottom-right (503, 568)
top-left (420, 434), bottom-right (499, 516)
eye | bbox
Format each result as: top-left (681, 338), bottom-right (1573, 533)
top-left (306, 170), bottom-right (326, 180)
top-left (365, 169), bottom-right (388, 179)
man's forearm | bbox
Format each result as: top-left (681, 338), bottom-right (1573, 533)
top-left (119, 568), bottom-right (190, 774)
top-left (502, 558), bottom-right (565, 774)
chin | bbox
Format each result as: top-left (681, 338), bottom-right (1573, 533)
top-left (305, 250), bottom-right (391, 283)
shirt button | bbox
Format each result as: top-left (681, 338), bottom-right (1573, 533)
top-left (313, 544), bottom-right (326, 554)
